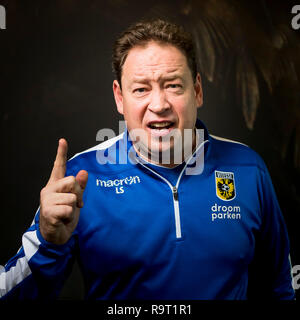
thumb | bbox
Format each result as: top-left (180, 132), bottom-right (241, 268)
top-left (76, 170), bottom-right (88, 190)
top-left (75, 170), bottom-right (88, 208)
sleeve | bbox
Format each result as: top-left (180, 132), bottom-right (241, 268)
top-left (247, 159), bottom-right (295, 300)
top-left (0, 208), bottom-right (77, 300)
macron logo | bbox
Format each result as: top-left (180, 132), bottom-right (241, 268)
top-left (96, 175), bottom-right (141, 194)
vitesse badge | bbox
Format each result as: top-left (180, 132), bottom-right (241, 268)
top-left (215, 171), bottom-right (236, 201)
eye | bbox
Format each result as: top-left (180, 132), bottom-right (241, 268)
top-left (133, 87), bottom-right (148, 95)
top-left (166, 84), bottom-right (182, 89)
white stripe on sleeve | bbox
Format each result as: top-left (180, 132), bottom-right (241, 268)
top-left (0, 230), bottom-right (40, 297)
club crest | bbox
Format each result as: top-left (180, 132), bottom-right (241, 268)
top-left (215, 171), bottom-right (236, 201)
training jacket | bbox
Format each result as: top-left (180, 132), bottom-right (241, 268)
top-left (0, 120), bottom-right (295, 300)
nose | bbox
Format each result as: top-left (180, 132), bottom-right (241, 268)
top-left (148, 90), bottom-right (171, 114)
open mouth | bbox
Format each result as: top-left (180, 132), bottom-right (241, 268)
top-left (146, 121), bottom-right (175, 137)
top-left (147, 121), bottom-right (174, 130)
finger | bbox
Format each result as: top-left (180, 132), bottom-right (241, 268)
top-left (45, 175), bottom-right (79, 195)
top-left (56, 175), bottom-right (83, 208)
top-left (44, 192), bottom-right (78, 207)
top-left (50, 205), bottom-right (75, 224)
top-left (48, 138), bottom-right (68, 184)
top-left (45, 175), bottom-right (85, 208)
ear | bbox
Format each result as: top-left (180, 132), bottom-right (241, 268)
top-left (113, 80), bottom-right (124, 115)
top-left (194, 73), bottom-right (203, 108)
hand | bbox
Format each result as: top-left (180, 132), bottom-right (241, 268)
top-left (39, 138), bottom-right (88, 245)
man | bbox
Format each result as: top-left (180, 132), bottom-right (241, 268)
top-left (0, 19), bottom-right (295, 299)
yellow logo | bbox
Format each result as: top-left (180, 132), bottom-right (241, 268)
top-left (215, 171), bottom-right (236, 201)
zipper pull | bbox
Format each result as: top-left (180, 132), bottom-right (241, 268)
top-left (172, 186), bottom-right (178, 201)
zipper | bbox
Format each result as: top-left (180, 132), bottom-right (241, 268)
top-left (137, 160), bottom-right (182, 239)
top-left (136, 139), bottom-right (209, 239)
top-left (172, 186), bottom-right (181, 238)
top-left (172, 186), bottom-right (178, 201)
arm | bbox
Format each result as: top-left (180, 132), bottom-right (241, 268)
top-left (247, 160), bottom-right (295, 300)
top-left (0, 139), bottom-right (88, 299)
top-left (0, 208), bottom-right (76, 299)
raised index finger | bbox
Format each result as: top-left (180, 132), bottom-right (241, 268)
top-left (48, 138), bottom-right (68, 184)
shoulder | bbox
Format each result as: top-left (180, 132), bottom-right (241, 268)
top-left (209, 134), bottom-right (266, 171)
top-left (65, 133), bottom-right (125, 175)
top-left (69, 133), bottom-right (124, 161)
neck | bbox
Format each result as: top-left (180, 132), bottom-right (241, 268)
top-left (133, 128), bottom-right (198, 168)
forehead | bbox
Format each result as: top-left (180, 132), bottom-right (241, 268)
top-left (122, 41), bottom-right (190, 82)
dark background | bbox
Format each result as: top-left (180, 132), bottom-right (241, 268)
top-left (0, 0), bottom-right (299, 299)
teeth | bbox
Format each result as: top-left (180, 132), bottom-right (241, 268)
top-left (150, 122), bottom-right (172, 128)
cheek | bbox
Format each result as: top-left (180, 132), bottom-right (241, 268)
top-left (169, 94), bottom-right (187, 111)
top-left (171, 94), bottom-right (196, 123)
top-left (123, 101), bottom-right (146, 127)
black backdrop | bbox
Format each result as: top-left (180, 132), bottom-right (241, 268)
top-left (0, 0), bottom-right (299, 299)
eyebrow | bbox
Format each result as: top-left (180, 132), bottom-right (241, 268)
top-left (131, 74), bottom-right (184, 84)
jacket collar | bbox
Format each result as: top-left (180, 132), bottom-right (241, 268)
top-left (119, 119), bottom-right (210, 171)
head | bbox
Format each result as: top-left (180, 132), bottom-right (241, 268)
top-left (112, 19), bottom-right (203, 166)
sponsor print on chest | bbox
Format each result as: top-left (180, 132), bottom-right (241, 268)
top-left (96, 175), bottom-right (141, 194)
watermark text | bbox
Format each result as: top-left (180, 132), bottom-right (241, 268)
top-left (291, 5), bottom-right (300, 30)
top-left (95, 121), bottom-right (205, 175)
top-left (0, 5), bottom-right (6, 29)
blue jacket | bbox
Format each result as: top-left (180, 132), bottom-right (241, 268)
top-left (0, 120), bottom-right (295, 299)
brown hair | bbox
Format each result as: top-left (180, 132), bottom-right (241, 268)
top-left (112, 18), bottom-right (197, 88)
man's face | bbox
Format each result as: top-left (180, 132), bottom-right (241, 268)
top-left (113, 41), bottom-right (203, 165)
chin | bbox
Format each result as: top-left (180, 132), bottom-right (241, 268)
top-left (148, 141), bottom-right (181, 164)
